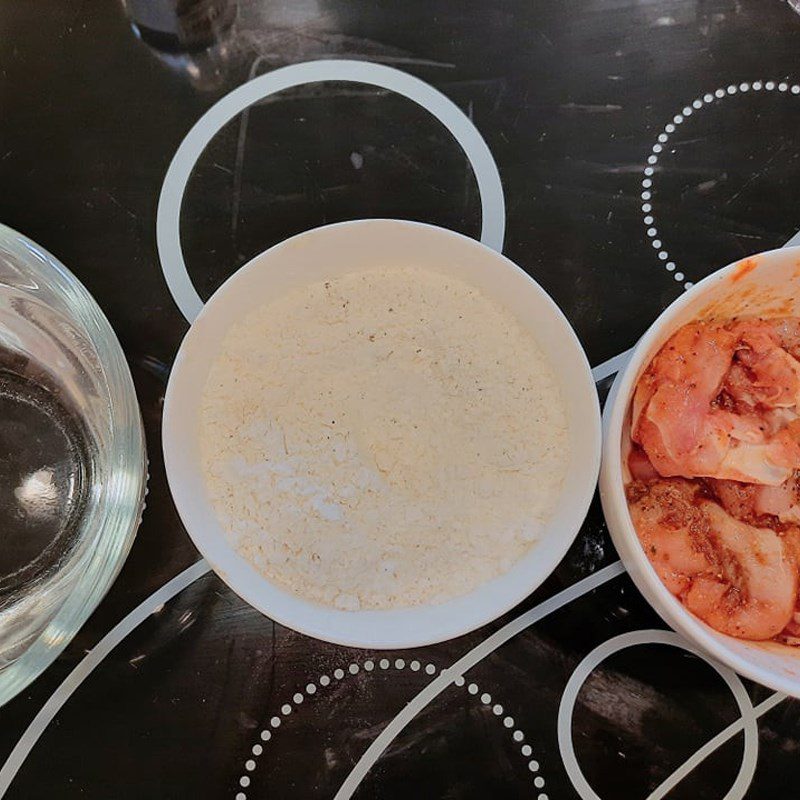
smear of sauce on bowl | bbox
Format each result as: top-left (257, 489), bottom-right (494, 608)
top-left (730, 257), bottom-right (759, 282)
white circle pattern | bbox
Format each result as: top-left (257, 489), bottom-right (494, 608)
top-left (643, 79), bottom-right (800, 291)
top-left (557, 630), bottom-right (758, 800)
top-left (234, 661), bottom-right (545, 797)
top-left (156, 60), bottom-right (507, 324)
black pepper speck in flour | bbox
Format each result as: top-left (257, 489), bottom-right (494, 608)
top-left (200, 267), bottom-right (569, 610)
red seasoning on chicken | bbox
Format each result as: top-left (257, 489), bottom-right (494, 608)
top-left (627, 317), bottom-right (800, 644)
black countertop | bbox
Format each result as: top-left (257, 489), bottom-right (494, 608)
top-left (2, 1), bottom-right (800, 797)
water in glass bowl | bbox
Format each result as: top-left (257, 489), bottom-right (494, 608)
top-left (0, 225), bottom-right (145, 702)
top-left (0, 357), bottom-right (91, 596)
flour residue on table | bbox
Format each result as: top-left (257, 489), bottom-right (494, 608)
top-left (200, 267), bottom-right (569, 610)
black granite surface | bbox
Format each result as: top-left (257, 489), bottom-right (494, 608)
top-left (2, 1), bottom-right (800, 797)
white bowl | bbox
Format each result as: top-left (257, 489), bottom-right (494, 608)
top-left (163, 219), bottom-right (600, 648)
top-left (600, 245), bottom-right (800, 696)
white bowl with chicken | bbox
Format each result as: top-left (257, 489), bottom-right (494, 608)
top-left (600, 245), bottom-right (800, 696)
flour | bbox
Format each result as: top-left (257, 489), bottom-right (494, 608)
top-left (200, 267), bottom-right (569, 610)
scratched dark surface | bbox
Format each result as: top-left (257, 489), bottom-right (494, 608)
top-left (1, 1), bottom-right (800, 798)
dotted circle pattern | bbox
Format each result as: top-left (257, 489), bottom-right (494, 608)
top-left (643, 79), bottom-right (800, 292)
top-left (234, 660), bottom-right (547, 798)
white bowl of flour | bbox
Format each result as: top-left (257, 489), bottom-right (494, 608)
top-left (163, 220), bottom-right (600, 647)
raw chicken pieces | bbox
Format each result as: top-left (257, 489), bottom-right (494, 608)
top-left (627, 317), bottom-right (800, 642)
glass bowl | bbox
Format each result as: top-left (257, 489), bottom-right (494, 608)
top-left (0, 223), bottom-right (146, 705)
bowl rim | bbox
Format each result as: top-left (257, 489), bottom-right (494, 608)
top-left (600, 243), bottom-right (800, 697)
top-left (163, 218), bottom-right (601, 648)
top-left (0, 223), bottom-right (147, 705)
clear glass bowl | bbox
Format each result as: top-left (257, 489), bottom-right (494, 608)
top-left (0, 223), bottom-right (146, 705)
